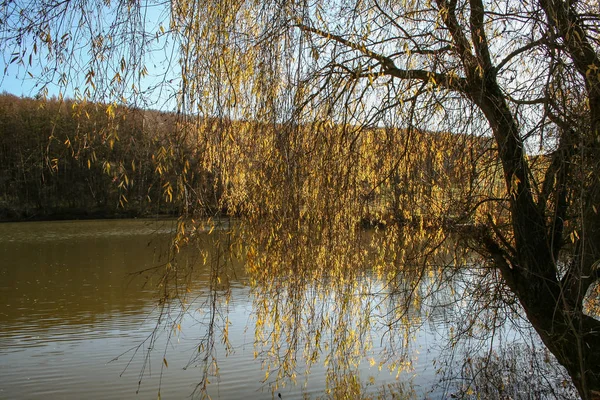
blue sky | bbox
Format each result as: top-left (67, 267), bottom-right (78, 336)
top-left (0, 0), bottom-right (179, 110)
top-left (1, 58), bottom-right (50, 97)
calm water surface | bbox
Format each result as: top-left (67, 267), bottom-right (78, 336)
top-left (0, 219), bottom-right (445, 399)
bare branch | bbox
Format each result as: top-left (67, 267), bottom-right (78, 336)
top-left (495, 37), bottom-right (548, 73)
top-left (296, 22), bottom-right (468, 92)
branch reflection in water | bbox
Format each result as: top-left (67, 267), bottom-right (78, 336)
top-left (0, 219), bottom-right (574, 399)
top-left (156, 217), bottom-right (575, 399)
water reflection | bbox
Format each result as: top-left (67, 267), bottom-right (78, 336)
top-left (0, 220), bottom-right (174, 329)
top-left (7, 220), bottom-right (562, 400)
top-left (0, 219), bottom-right (435, 399)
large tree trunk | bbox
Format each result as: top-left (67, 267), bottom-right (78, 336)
top-left (435, 0), bottom-right (600, 395)
top-left (473, 68), bottom-right (600, 400)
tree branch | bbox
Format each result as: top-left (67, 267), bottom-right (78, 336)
top-left (296, 23), bottom-right (396, 69)
top-left (538, 0), bottom-right (600, 123)
top-left (469, 0), bottom-right (494, 73)
top-left (296, 22), bottom-right (468, 92)
top-left (495, 37), bottom-right (548, 73)
top-left (387, 45), bottom-right (453, 58)
top-left (435, 0), bottom-right (478, 75)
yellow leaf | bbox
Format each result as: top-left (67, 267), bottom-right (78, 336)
top-left (163, 358), bottom-right (168, 368)
top-left (106, 104), bottom-right (115, 119)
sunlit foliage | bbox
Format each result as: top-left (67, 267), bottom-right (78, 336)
top-left (3, 0), bottom-right (600, 398)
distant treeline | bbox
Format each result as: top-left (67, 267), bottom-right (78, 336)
top-left (0, 93), bottom-right (217, 221)
top-left (0, 93), bottom-right (500, 225)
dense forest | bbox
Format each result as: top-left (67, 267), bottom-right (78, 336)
top-left (0, 93), bottom-right (496, 225)
top-left (0, 93), bottom-right (218, 220)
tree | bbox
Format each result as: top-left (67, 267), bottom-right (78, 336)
top-left (3, 0), bottom-right (600, 398)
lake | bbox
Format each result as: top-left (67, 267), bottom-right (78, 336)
top-left (0, 219), bottom-right (567, 399)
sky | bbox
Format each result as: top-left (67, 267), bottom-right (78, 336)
top-left (0, 0), bottom-right (179, 110)
top-left (1, 58), bottom-right (49, 97)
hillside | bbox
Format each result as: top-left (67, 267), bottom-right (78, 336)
top-left (0, 94), bottom-right (217, 221)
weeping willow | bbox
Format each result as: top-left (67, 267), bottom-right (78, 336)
top-left (3, 0), bottom-right (600, 398)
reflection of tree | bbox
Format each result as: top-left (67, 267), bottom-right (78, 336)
top-left (0, 221), bottom-right (174, 330)
top-left (444, 343), bottom-right (577, 399)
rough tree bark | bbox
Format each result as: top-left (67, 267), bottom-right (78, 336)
top-left (440, 0), bottom-right (600, 397)
top-left (299, 0), bottom-right (600, 395)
